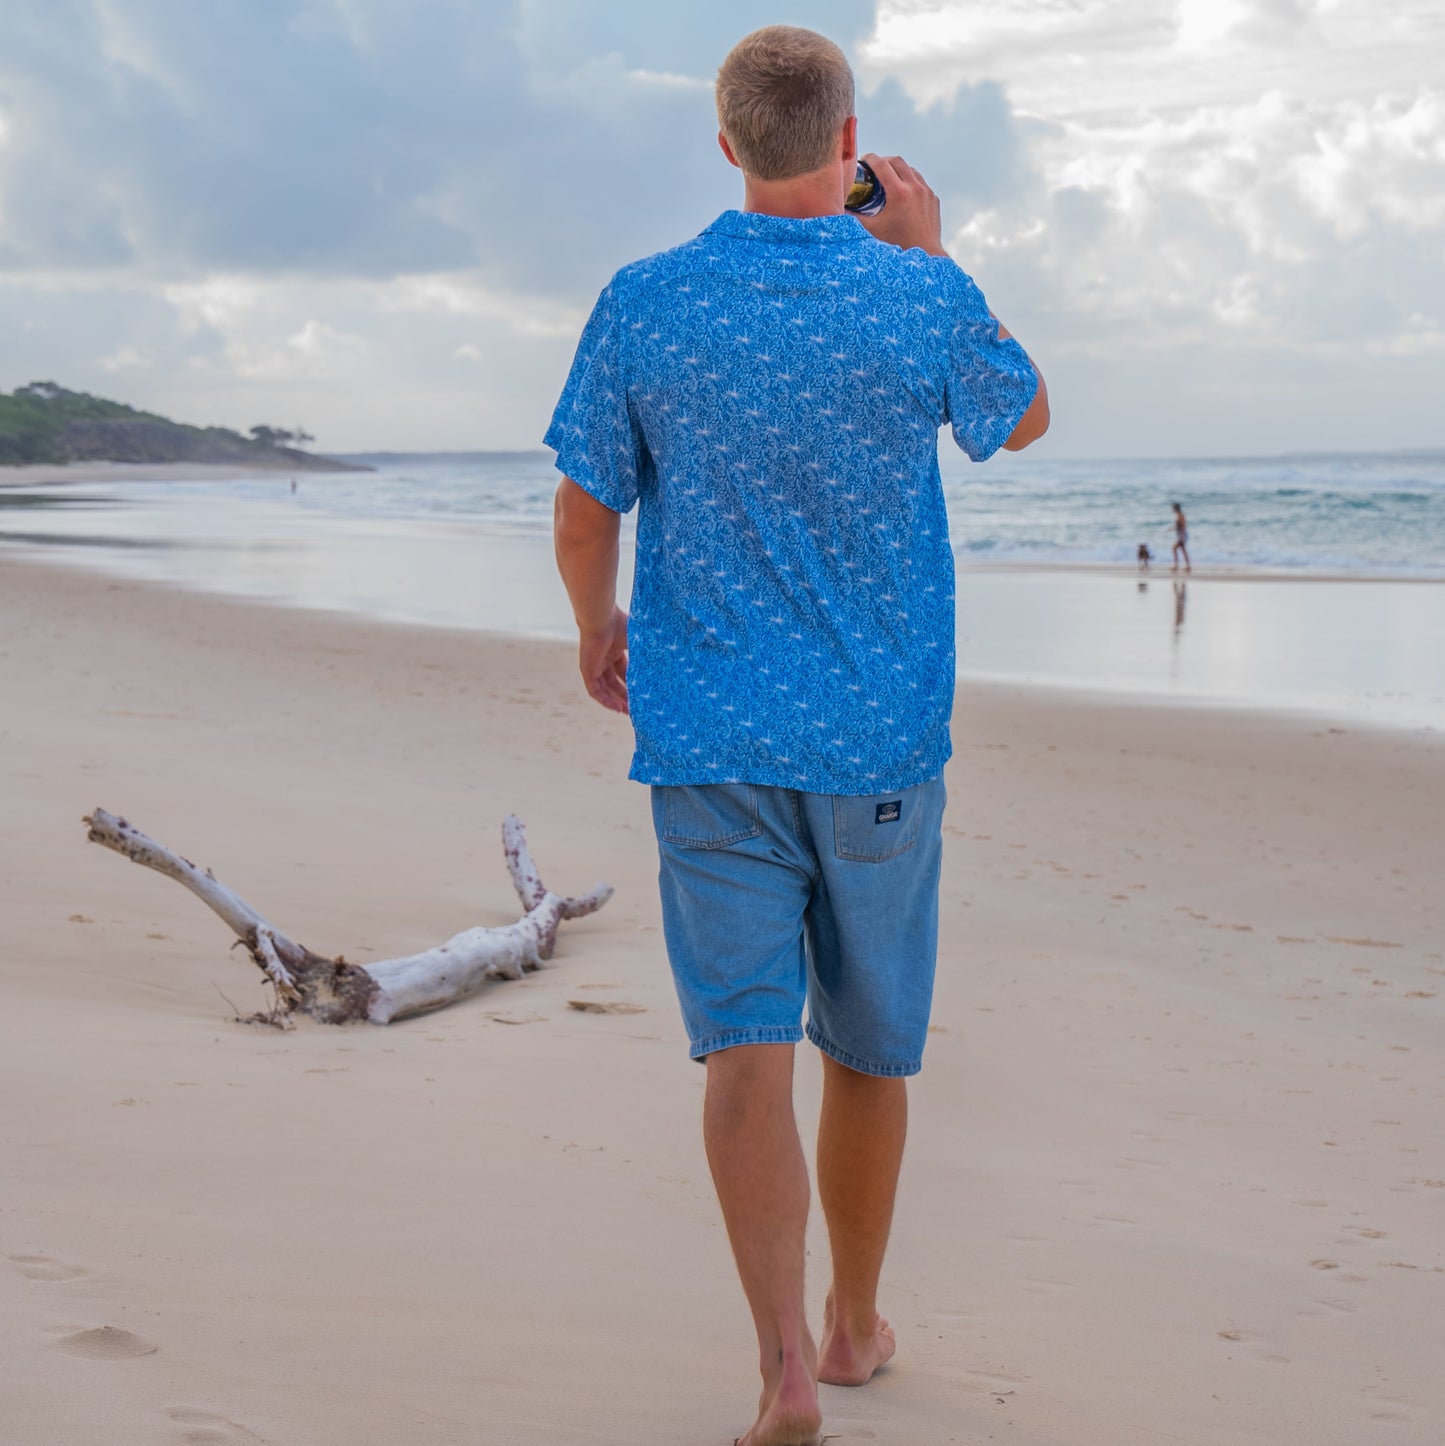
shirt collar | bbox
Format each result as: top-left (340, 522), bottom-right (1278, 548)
top-left (702, 209), bottom-right (869, 247)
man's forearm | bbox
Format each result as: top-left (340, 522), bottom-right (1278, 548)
top-left (554, 478), bottom-right (621, 633)
top-left (553, 477), bottom-right (630, 713)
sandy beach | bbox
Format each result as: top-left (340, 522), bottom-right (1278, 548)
top-left (2, 555), bottom-right (1442, 1445)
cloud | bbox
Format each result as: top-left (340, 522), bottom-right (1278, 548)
top-left (0, 0), bottom-right (1439, 455)
top-left (955, 86), bottom-right (1445, 350)
top-left (0, 1), bottom-right (893, 291)
top-left (0, 1), bottom-right (1033, 450)
top-left (864, 0), bottom-right (1441, 116)
top-left (860, 0), bottom-right (1445, 453)
top-left (98, 343), bottom-right (150, 372)
top-left (0, 265), bottom-right (583, 448)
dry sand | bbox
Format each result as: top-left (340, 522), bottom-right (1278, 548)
top-left (2, 557), bottom-right (1442, 1446)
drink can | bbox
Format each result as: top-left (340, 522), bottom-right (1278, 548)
top-left (845, 159), bottom-right (886, 216)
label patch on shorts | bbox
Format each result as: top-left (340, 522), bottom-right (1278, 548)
top-left (875, 800), bottom-right (902, 825)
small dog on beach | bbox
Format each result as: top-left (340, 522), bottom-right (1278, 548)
top-left (1137, 543), bottom-right (1153, 572)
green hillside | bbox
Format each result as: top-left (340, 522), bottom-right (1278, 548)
top-left (0, 382), bottom-right (362, 471)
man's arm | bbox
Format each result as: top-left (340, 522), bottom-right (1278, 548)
top-left (860, 153), bottom-right (1049, 452)
top-left (994, 318), bottom-right (1050, 451)
top-left (553, 477), bottom-right (629, 714)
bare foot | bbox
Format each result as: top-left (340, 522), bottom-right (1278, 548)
top-left (818, 1293), bottom-right (896, 1386)
top-left (736, 1346), bottom-right (822, 1446)
top-left (735, 1406), bottom-right (822, 1446)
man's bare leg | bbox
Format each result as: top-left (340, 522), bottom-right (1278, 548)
top-left (816, 1054), bottom-right (907, 1386)
top-left (703, 1044), bottom-right (822, 1446)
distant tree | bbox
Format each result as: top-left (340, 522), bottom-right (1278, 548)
top-left (2, 384), bottom-right (351, 470)
top-left (17, 380), bottom-right (69, 402)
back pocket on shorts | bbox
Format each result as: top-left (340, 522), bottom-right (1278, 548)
top-left (660, 783), bottom-right (762, 849)
top-left (832, 785), bottom-right (922, 862)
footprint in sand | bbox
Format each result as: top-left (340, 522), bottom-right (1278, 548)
top-left (167, 1407), bottom-right (265, 1443)
top-left (49, 1325), bottom-right (158, 1359)
top-left (964, 1367), bottom-right (1029, 1388)
top-left (7, 1253), bottom-right (88, 1282)
top-left (1021, 1277), bottom-right (1078, 1298)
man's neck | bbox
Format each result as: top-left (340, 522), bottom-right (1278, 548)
top-left (740, 170), bottom-right (845, 220)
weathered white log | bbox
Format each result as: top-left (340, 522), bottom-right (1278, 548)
top-left (83, 808), bottom-right (612, 1025)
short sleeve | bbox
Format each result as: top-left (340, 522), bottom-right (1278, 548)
top-left (942, 270), bottom-right (1039, 463)
top-left (543, 282), bottom-right (644, 513)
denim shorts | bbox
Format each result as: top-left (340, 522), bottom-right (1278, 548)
top-left (650, 777), bottom-right (946, 1077)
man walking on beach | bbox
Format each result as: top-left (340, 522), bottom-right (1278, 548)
top-left (550, 25), bottom-right (1048, 1444)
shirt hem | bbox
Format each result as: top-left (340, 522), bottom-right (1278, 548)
top-left (628, 750), bottom-right (951, 797)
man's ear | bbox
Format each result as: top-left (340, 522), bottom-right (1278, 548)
top-left (841, 115), bottom-right (858, 164)
top-left (718, 130), bottom-right (742, 169)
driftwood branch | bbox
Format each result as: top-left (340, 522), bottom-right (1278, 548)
top-left (83, 809), bottom-right (613, 1024)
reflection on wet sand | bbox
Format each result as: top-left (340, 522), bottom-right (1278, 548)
top-left (4, 479), bottom-right (1444, 728)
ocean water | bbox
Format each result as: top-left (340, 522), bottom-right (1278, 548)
top-left (3, 448), bottom-right (1444, 729)
top-left (945, 449), bottom-right (1445, 574)
top-left (9, 446), bottom-right (1441, 573)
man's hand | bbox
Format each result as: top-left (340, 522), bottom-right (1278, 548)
top-left (857, 153), bottom-right (945, 257)
top-left (579, 606), bottom-right (630, 714)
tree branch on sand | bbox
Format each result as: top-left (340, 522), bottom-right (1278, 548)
top-left (82, 809), bottom-right (613, 1025)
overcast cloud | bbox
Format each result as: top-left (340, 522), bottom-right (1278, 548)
top-left (0, 0), bottom-right (1440, 456)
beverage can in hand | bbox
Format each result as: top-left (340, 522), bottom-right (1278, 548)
top-left (845, 159), bottom-right (886, 216)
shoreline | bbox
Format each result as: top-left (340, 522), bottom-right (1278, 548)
top-left (964, 558), bottom-right (1445, 584)
top-left (4, 466), bottom-right (1443, 582)
top-left (3, 555), bottom-right (1441, 1445)
top-left (2, 469), bottom-right (1441, 585)
top-left (0, 460), bottom-right (360, 487)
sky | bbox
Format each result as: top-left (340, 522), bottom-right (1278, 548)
top-left (0, 0), bottom-right (1441, 458)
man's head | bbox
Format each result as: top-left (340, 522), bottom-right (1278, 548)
top-left (716, 26), bottom-right (855, 182)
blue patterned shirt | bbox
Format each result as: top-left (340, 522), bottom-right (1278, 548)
top-left (546, 209), bottom-right (1038, 794)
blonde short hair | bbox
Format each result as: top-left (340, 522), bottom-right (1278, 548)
top-left (716, 26), bottom-right (854, 182)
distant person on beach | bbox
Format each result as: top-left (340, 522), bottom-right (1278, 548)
top-left (1172, 501), bottom-right (1191, 572)
top-left (550, 25), bottom-right (1047, 1446)
top-left (1138, 543), bottom-right (1152, 571)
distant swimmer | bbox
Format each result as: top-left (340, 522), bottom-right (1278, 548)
top-left (290, 478), bottom-right (298, 494)
top-left (1171, 501), bottom-right (1191, 573)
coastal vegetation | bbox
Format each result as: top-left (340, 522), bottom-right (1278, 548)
top-left (0, 381), bottom-right (360, 470)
